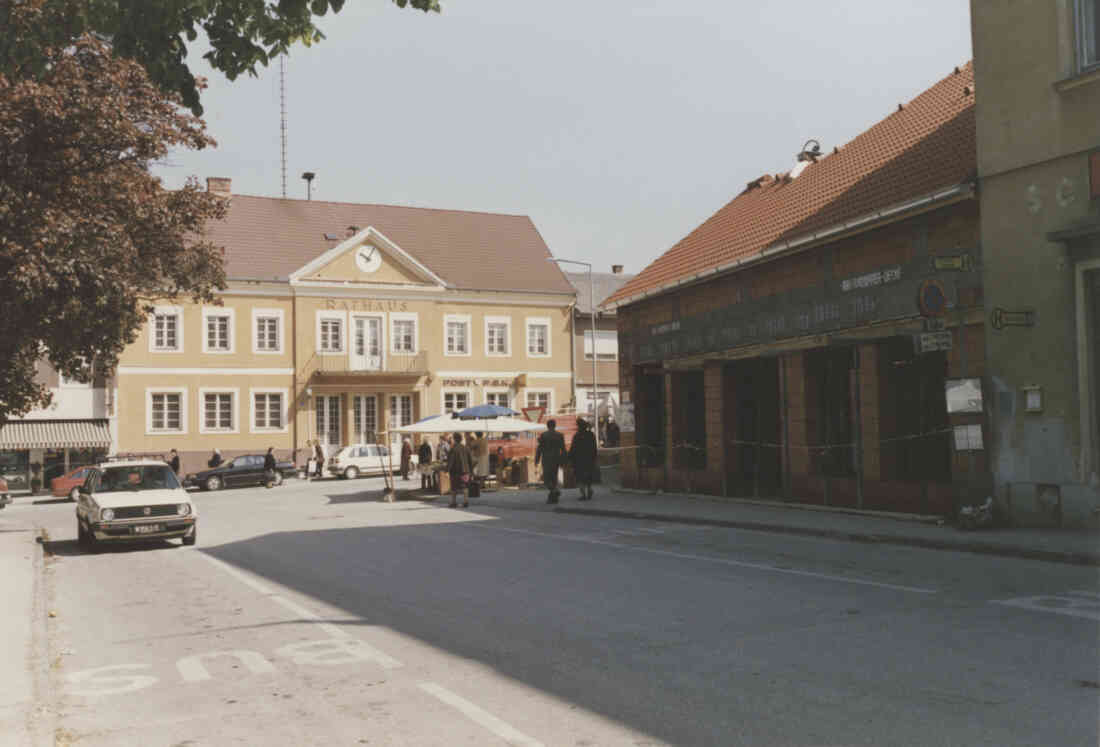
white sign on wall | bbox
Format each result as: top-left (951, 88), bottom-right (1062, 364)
top-left (617, 403), bottom-right (635, 433)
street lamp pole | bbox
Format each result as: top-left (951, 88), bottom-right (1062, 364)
top-left (548, 258), bottom-right (599, 447)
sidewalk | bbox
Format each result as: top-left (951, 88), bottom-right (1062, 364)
top-left (429, 482), bottom-right (1100, 566)
top-left (0, 512), bottom-right (47, 746)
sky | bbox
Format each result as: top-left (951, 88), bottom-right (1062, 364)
top-left (155, 0), bottom-right (974, 276)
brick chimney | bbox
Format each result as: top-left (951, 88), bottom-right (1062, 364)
top-left (206, 177), bottom-right (232, 196)
top-left (611, 264), bottom-right (623, 274)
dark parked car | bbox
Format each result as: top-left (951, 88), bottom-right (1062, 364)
top-left (184, 454), bottom-right (297, 491)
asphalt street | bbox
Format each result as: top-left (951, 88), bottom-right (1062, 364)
top-left (12, 476), bottom-right (1100, 746)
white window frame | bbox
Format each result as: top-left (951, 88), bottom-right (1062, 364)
top-left (390, 311), bottom-right (419, 355)
top-left (442, 389), bottom-right (472, 414)
top-left (524, 388), bottom-right (553, 414)
top-left (202, 306), bottom-right (236, 354)
top-left (252, 308), bottom-right (285, 355)
top-left (483, 389), bottom-right (511, 409)
top-left (584, 328), bottom-right (619, 361)
top-left (484, 315), bottom-right (511, 357)
top-left (443, 314), bottom-right (472, 357)
top-left (1078, 0), bottom-right (1099, 72)
top-left (525, 317), bottom-right (551, 358)
top-left (145, 387), bottom-right (188, 435)
top-left (199, 387), bottom-right (239, 434)
top-left (316, 310), bottom-right (347, 355)
top-left (250, 387), bottom-right (289, 433)
top-left (149, 305), bottom-right (184, 353)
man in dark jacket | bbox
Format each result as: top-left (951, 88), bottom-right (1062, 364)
top-left (417, 439), bottom-right (434, 490)
top-left (445, 431), bottom-right (473, 508)
top-left (569, 418), bottom-right (598, 501)
top-left (535, 419), bottom-right (567, 504)
top-left (207, 449), bottom-right (223, 469)
top-left (400, 438), bottom-right (413, 481)
top-left (168, 449), bottom-right (180, 476)
top-left (263, 447), bottom-right (277, 488)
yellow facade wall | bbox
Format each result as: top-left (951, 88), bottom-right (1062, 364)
top-left (115, 280), bottom-right (575, 470)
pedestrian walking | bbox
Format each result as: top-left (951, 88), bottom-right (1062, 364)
top-left (569, 418), bottom-right (598, 501)
top-left (168, 448), bottom-right (181, 476)
top-left (417, 439), bottom-right (434, 490)
top-left (313, 441), bottom-right (325, 479)
top-left (446, 431), bottom-right (473, 508)
top-left (400, 437), bottom-right (413, 481)
top-left (263, 447), bottom-right (277, 488)
top-left (535, 419), bottom-right (566, 504)
top-left (207, 448), bottom-right (223, 469)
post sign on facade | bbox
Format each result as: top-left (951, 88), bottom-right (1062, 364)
top-left (917, 331), bottom-right (953, 353)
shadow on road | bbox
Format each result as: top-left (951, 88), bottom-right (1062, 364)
top-left (42, 538), bottom-right (179, 557)
top-left (33, 498), bottom-right (73, 506)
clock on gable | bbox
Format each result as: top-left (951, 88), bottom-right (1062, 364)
top-left (355, 245), bottom-right (382, 273)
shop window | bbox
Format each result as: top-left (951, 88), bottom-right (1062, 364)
top-left (877, 338), bottom-right (951, 483)
top-left (805, 348), bottom-right (856, 477)
top-left (636, 370), bottom-right (666, 468)
top-left (671, 371), bottom-right (706, 470)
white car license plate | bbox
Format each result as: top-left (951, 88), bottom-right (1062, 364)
top-left (132, 524), bottom-right (163, 535)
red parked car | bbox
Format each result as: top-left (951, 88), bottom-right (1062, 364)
top-left (52, 466), bottom-right (94, 501)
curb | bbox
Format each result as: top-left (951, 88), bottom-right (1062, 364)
top-left (553, 507), bottom-right (1100, 567)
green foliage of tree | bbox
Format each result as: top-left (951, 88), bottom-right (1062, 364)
top-left (0, 3), bottom-right (228, 420)
top-left (2, 0), bottom-right (440, 114)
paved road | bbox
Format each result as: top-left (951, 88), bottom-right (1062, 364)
top-left (12, 477), bottom-right (1100, 746)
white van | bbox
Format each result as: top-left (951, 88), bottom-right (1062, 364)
top-left (327, 444), bottom-right (417, 479)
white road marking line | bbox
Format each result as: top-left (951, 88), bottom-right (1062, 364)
top-left (199, 552), bottom-right (404, 667)
top-left (419, 682), bottom-right (544, 747)
top-left (992, 593), bottom-right (1100, 622)
top-left (199, 553), bottom-right (274, 596)
top-left (470, 524), bottom-right (938, 594)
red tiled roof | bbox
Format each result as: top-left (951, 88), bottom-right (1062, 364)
top-left (605, 62), bottom-right (976, 307)
top-left (202, 197), bottom-right (575, 295)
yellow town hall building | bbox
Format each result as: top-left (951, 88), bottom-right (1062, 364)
top-left (112, 179), bottom-right (576, 475)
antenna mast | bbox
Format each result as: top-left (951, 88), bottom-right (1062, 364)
top-left (279, 56), bottom-right (287, 198)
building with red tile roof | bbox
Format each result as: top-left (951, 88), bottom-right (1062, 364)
top-left (611, 63), bottom-right (989, 518)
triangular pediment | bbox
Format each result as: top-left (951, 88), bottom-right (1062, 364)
top-left (289, 226), bottom-right (447, 287)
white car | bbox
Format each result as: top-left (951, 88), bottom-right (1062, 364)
top-left (75, 460), bottom-right (197, 548)
top-left (327, 444), bottom-right (416, 479)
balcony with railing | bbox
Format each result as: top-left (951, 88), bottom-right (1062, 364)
top-left (306, 349), bottom-right (430, 378)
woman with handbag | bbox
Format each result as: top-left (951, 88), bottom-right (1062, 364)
top-left (445, 431), bottom-right (473, 508)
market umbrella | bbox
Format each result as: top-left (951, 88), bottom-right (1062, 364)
top-left (392, 414), bottom-right (545, 434)
top-left (455, 404), bottom-right (520, 419)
